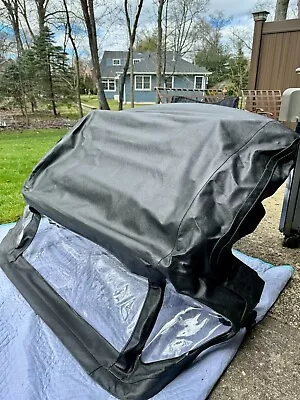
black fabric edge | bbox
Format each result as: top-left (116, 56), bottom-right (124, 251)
top-left (211, 139), bottom-right (300, 267)
top-left (0, 218), bottom-right (236, 399)
top-left (114, 281), bottom-right (166, 371)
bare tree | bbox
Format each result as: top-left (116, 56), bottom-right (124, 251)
top-left (18, 0), bottom-right (35, 40)
top-left (1, 0), bottom-right (23, 55)
top-left (0, 29), bottom-right (15, 56)
top-left (275, 0), bottom-right (290, 20)
top-left (168, 0), bottom-right (208, 57)
top-left (118, 0), bottom-right (144, 111)
top-left (80, 0), bottom-right (110, 110)
top-left (156, 0), bottom-right (167, 103)
top-left (34, 0), bottom-right (49, 32)
top-left (62, 0), bottom-right (83, 118)
top-left (162, 0), bottom-right (170, 82)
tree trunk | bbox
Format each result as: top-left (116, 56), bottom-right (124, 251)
top-left (275, 0), bottom-right (290, 20)
top-left (130, 40), bottom-right (134, 108)
top-left (119, 0), bottom-right (144, 110)
top-left (74, 54), bottom-right (84, 118)
top-left (47, 52), bottom-right (58, 116)
top-left (17, 63), bottom-right (29, 124)
top-left (19, 0), bottom-right (35, 40)
top-left (162, 0), bottom-right (169, 84)
top-left (2, 1), bottom-right (30, 122)
top-left (35, 0), bottom-right (47, 33)
top-left (118, 53), bottom-right (130, 111)
top-left (156, 0), bottom-right (164, 103)
top-left (2, 1), bottom-right (23, 55)
top-left (80, 0), bottom-right (110, 110)
top-left (34, 1), bottom-right (58, 115)
top-left (13, 19), bottom-right (23, 55)
top-left (62, 0), bottom-right (83, 118)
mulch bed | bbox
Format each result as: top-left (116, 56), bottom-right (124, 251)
top-left (0, 110), bottom-right (75, 131)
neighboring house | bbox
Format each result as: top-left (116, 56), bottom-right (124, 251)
top-left (100, 51), bottom-right (211, 103)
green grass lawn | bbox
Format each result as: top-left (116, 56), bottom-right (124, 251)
top-left (80, 95), bottom-right (145, 111)
top-left (0, 98), bottom-right (148, 224)
top-left (81, 95), bottom-right (123, 110)
top-left (0, 128), bottom-right (67, 224)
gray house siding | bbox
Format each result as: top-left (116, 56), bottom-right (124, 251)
top-left (103, 90), bottom-right (116, 100)
top-left (102, 74), bottom-right (208, 103)
top-left (100, 51), bottom-right (210, 103)
top-left (125, 75), bottom-right (156, 103)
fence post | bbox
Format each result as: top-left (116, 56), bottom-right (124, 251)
top-left (248, 11), bottom-right (269, 90)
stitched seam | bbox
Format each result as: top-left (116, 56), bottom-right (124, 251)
top-left (211, 145), bottom-right (297, 266)
top-left (156, 120), bottom-right (271, 266)
top-left (90, 327), bottom-right (236, 384)
top-left (19, 256), bottom-right (102, 368)
top-left (112, 283), bottom-right (152, 367)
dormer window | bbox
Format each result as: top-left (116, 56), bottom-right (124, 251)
top-left (133, 59), bottom-right (141, 64)
top-left (113, 59), bottom-right (121, 65)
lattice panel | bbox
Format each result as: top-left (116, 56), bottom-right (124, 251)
top-left (242, 90), bottom-right (282, 120)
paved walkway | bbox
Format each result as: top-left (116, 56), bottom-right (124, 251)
top-left (210, 186), bottom-right (300, 399)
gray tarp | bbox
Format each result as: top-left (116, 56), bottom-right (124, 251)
top-left (0, 220), bottom-right (294, 400)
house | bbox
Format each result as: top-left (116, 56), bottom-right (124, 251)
top-left (100, 51), bottom-right (211, 103)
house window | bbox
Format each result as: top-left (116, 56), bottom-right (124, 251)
top-left (194, 76), bottom-right (204, 90)
top-left (113, 59), bottom-right (121, 65)
top-left (135, 75), bottom-right (151, 90)
top-left (102, 79), bottom-right (116, 91)
top-left (164, 76), bottom-right (174, 89)
top-left (133, 59), bottom-right (141, 64)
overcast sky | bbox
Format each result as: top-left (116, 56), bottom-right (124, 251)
top-left (74, 0), bottom-right (294, 56)
top-left (209, 0), bottom-right (259, 17)
top-left (208, 0), bottom-right (277, 22)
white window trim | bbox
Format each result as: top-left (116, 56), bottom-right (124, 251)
top-left (135, 75), bottom-right (152, 91)
top-left (112, 59), bottom-right (121, 65)
top-left (164, 75), bottom-right (175, 89)
top-left (102, 78), bottom-right (116, 92)
top-left (194, 75), bottom-right (205, 90)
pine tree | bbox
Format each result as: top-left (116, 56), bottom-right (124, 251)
top-left (32, 27), bottom-right (74, 116)
top-left (0, 62), bottom-right (24, 110)
top-left (0, 59), bottom-right (29, 123)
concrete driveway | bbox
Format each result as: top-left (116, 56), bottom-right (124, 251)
top-left (210, 185), bottom-right (300, 399)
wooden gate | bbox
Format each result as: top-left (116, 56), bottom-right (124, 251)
top-left (249, 12), bottom-right (300, 91)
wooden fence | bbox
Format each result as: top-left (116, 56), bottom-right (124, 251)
top-left (249, 12), bottom-right (300, 92)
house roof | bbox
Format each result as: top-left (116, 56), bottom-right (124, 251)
top-left (100, 51), bottom-right (210, 78)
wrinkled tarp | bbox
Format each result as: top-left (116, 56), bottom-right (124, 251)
top-left (0, 221), bottom-right (294, 400)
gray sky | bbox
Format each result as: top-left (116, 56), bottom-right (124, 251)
top-left (209, 0), bottom-right (275, 17)
top-left (209, 0), bottom-right (257, 16)
top-left (99, 0), bottom-right (266, 53)
top-left (74, 0), bottom-right (294, 55)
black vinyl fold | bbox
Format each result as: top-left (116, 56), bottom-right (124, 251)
top-left (1, 103), bottom-right (299, 399)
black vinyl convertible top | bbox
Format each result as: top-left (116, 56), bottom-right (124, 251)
top-left (23, 103), bottom-right (298, 324)
top-left (1, 103), bottom-right (298, 399)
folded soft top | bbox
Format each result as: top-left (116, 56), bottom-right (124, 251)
top-left (1, 103), bottom-right (298, 399)
top-left (22, 103), bottom-right (298, 326)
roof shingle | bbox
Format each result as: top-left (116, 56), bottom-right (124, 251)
top-left (100, 51), bottom-right (209, 77)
